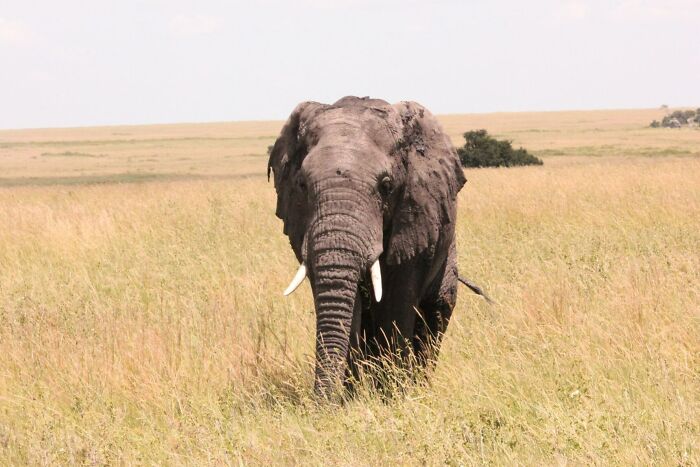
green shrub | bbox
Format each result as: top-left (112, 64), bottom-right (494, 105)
top-left (656, 109), bottom-right (697, 128)
top-left (457, 129), bottom-right (543, 168)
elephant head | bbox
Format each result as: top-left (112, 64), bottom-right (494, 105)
top-left (268, 96), bottom-right (465, 397)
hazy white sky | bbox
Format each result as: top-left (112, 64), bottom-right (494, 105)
top-left (1, 0), bottom-right (698, 129)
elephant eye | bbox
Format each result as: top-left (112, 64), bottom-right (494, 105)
top-left (379, 175), bottom-right (393, 196)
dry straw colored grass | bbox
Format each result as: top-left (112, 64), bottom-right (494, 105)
top-left (0, 108), bottom-right (698, 464)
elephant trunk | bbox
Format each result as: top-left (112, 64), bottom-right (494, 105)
top-left (307, 186), bottom-right (379, 397)
top-left (310, 243), bottom-right (361, 396)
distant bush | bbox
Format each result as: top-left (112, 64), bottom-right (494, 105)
top-left (652, 109), bottom-right (698, 128)
top-left (457, 130), bottom-right (543, 168)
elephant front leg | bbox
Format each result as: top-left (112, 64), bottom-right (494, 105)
top-left (371, 265), bottom-right (423, 368)
top-left (413, 296), bottom-right (455, 371)
top-left (350, 264), bottom-right (429, 391)
top-left (413, 245), bottom-right (459, 370)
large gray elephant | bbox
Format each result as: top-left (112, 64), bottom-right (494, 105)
top-left (268, 96), bottom-right (466, 398)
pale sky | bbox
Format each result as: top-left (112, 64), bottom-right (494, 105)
top-left (1, 0), bottom-right (698, 129)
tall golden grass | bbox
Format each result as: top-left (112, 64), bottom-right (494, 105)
top-left (0, 109), bottom-right (698, 464)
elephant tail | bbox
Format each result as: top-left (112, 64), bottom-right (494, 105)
top-left (458, 276), bottom-right (494, 304)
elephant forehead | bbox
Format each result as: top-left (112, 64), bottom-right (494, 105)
top-left (303, 143), bottom-right (389, 176)
top-left (309, 108), bottom-right (400, 151)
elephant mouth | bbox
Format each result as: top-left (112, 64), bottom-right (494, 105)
top-left (282, 256), bottom-right (383, 302)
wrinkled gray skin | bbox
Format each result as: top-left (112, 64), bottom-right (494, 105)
top-left (268, 96), bottom-right (466, 398)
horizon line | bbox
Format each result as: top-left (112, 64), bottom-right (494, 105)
top-left (0, 105), bottom-right (684, 133)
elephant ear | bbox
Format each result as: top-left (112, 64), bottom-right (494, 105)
top-left (386, 102), bottom-right (467, 265)
top-left (267, 101), bottom-right (326, 261)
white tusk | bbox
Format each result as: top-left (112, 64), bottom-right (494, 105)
top-left (370, 260), bottom-right (382, 302)
top-left (283, 263), bottom-right (307, 296)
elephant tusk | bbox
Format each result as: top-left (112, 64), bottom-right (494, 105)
top-left (283, 263), bottom-right (307, 296)
top-left (370, 260), bottom-right (382, 302)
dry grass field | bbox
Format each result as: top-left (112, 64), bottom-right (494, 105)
top-left (0, 108), bottom-right (698, 465)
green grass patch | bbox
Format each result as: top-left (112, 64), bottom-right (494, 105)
top-left (0, 135), bottom-right (278, 149)
top-left (40, 151), bottom-right (105, 158)
top-left (0, 172), bottom-right (264, 188)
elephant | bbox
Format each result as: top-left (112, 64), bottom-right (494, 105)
top-left (267, 96), bottom-right (467, 398)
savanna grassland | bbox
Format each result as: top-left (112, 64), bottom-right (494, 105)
top-left (0, 108), bottom-right (698, 465)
